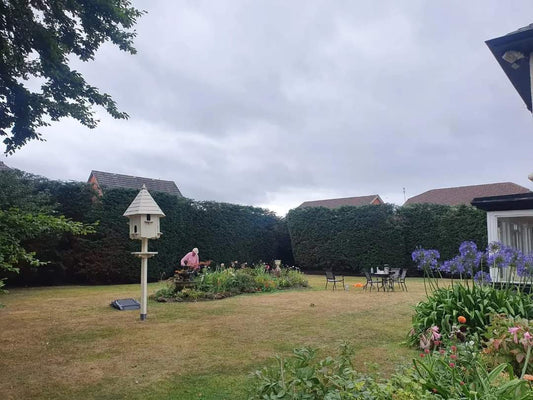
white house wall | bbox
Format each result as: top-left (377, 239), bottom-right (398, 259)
top-left (487, 209), bottom-right (533, 283)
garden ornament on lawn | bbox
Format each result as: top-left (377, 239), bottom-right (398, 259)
top-left (123, 184), bottom-right (165, 321)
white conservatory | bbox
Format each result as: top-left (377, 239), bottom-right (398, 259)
top-left (472, 192), bottom-right (533, 283)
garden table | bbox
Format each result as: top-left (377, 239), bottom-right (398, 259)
top-left (371, 272), bottom-right (394, 292)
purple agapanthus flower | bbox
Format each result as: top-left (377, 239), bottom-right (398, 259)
top-left (440, 256), bottom-right (463, 274)
top-left (486, 241), bottom-right (514, 269)
top-left (439, 241), bottom-right (483, 277)
top-left (459, 241), bottom-right (478, 257)
top-left (458, 241), bottom-right (483, 277)
top-left (485, 241), bottom-right (533, 278)
top-left (412, 248), bottom-right (440, 271)
top-left (517, 253), bottom-right (533, 278)
top-left (474, 270), bottom-right (492, 284)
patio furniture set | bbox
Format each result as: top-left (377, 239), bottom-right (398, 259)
top-left (325, 267), bottom-right (407, 292)
top-left (364, 267), bottom-right (407, 292)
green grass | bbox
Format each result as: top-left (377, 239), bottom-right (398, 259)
top-left (0, 275), bottom-right (428, 399)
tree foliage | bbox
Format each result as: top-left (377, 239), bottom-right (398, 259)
top-left (0, 0), bottom-right (144, 153)
top-left (0, 169), bottom-right (95, 292)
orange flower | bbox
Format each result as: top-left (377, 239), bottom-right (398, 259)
top-left (523, 374), bottom-right (533, 381)
top-left (458, 316), bottom-right (467, 324)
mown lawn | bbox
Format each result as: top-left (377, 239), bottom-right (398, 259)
top-left (1, 275), bottom-right (428, 399)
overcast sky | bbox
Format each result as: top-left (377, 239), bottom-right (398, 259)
top-left (4, 1), bottom-right (533, 215)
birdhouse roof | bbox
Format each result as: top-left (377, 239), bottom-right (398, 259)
top-left (123, 185), bottom-right (165, 217)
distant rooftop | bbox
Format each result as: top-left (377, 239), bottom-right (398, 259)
top-left (404, 182), bottom-right (530, 206)
top-left (89, 170), bottom-right (183, 197)
top-left (298, 195), bottom-right (383, 209)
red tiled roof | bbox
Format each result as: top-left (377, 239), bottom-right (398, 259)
top-left (298, 195), bottom-right (383, 209)
top-left (404, 182), bottom-right (530, 206)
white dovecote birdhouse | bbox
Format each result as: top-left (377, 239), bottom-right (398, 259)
top-left (123, 185), bottom-right (165, 239)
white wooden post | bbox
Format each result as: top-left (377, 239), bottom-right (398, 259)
top-left (123, 185), bottom-right (165, 322)
top-left (140, 238), bottom-right (148, 321)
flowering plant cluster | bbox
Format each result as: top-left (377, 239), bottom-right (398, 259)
top-left (484, 314), bottom-right (533, 378)
top-left (154, 263), bottom-right (308, 302)
top-left (413, 319), bottom-right (533, 399)
top-left (440, 241), bottom-right (483, 278)
top-left (412, 241), bottom-right (533, 285)
top-left (411, 248), bottom-right (440, 271)
top-left (487, 242), bottom-right (533, 279)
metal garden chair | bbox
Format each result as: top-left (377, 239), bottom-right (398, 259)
top-left (325, 270), bottom-right (345, 290)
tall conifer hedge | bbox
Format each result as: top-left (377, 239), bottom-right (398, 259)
top-left (286, 203), bottom-right (487, 273)
top-left (6, 177), bottom-right (292, 285)
top-left (3, 171), bottom-right (489, 283)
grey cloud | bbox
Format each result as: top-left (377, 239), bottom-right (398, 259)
top-left (5, 0), bottom-right (533, 215)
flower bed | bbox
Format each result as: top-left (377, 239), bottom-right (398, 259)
top-left (152, 263), bottom-right (308, 302)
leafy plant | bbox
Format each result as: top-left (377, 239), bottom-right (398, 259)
top-left (176, 288), bottom-right (206, 301)
top-left (483, 314), bottom-right (533, 377)
top-left (248, 344), bottom-right (381, 399)
top-left (281, 269), bottom-right (309, 288)
top-left (409, 241), bottom-right (533, 346)
top-left (413, 339), bottom-right (532, 399)
top-left (248, 344), bottom-right (453, 399)
top-left (155, 264), bottom-right (309, 302)
top-left (409, 283), bottom-right (533, 346)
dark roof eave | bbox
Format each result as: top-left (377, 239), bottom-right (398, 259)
top-left (486, 26), bottom-right (533, 112)
top-left (471, 192), bottom-right (533, 212)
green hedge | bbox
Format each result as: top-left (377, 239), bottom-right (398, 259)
top-left (3, 170), bottom-right (489, 283)
top-left (287, 204), bottom-right (405, 271)
top-left (287, 203), bottom-right (487, 273)
top-left (398, 203), bottom-right (487, 261)
top-left (65, 188), bottom-right (292, 284)
top-left (4, 174), bottom-right (292, 285)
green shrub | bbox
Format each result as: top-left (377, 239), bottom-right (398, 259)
top-left (231, 270), bottom-right (257, 293)
top-left (249, 344), bottom-right (374, 399)
top-left (253, 274), bottom-right (276, 292)
top-left (249, 341), bottom-right (533, 399)
top-left (413, 339), bottom-right (531, 399)
top-left (195, 268), bottom-right (235, 293)
top-left (176, 288), bottom-right (206, 301)
top-left (409, 283), bottom-right (533, 346)
top-left (3, 172), bottom-right (294, 286)
top-left (152, 285), bottom-right (176, 300)
top-left (400, 204), bottom-right (486, 263)
top-left (248, 344), bottom-right (434, 399)
top-left (286, 203), bottom-right (486, 273)
top-left (281, 269), bottom-right (308, 288)
top-left (483, 314), bottom-right (533, 377)
top-left (157, 266), bottom-right (309, 301)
